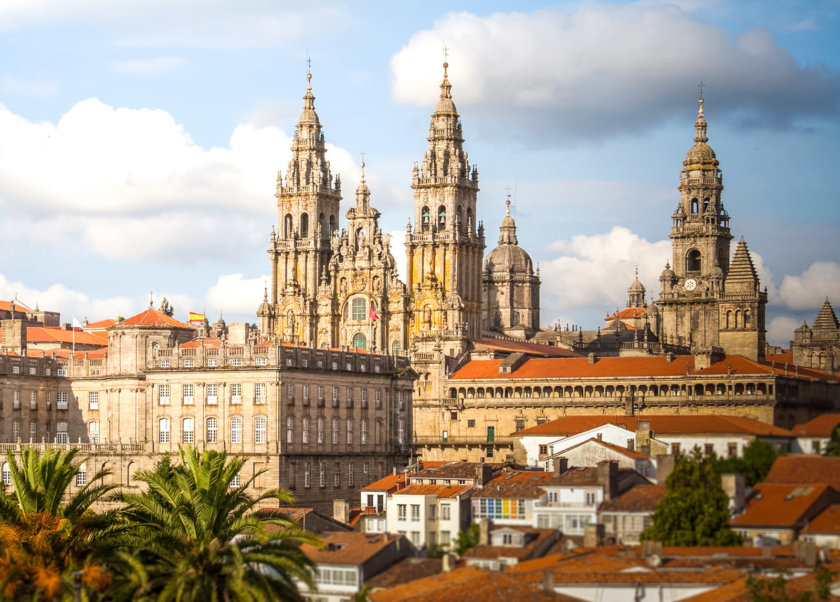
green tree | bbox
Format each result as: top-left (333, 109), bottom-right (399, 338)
top-left (455, 522), bottom-right (481, 556)
top-left (826, 426), bottom-right (840, 457)
top-left (641, 448), bottom-right (743, 546)
top-left (746, 565), bottom-right (835, 601)
top-left (0, 448), bottom-right (122, 600)
top-left (715, 439), bottom-right (781, 486)
top-left (119, 446), bottom-right (321, 601)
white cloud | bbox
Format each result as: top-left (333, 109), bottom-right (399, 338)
top-left (778, 261), bottom-right (840, 311)
top-left (541, 226), bottom-right (671, 316)
top-left (204, 273), bottom-right (268, 318)
top-left (766, 315), bottom-right (800, 347)
top-left (391, 5), bottom-right (840, 143)
top-left (110, 56), bottom-right (188, 75)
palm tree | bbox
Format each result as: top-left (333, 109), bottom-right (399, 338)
top-left (120, 446), bottom-right (321, 601)
top-left (0, 447), bottom-right (121, 600)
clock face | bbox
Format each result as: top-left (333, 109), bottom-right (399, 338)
top-left (684, 278), bottom-right (697, 291)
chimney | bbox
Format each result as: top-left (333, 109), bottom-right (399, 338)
top-left (476, 463), bottom-right (492, 487)
top-left (479, 518), bottom-right (492, 546)
top-left (720, 473), bottom-right (746, 514)
top-left (583, 523), bottom-right (605, 548)
top-left (642, 540), bottom-right (662, 558)
top-left (553, 457), bottom-right (569, 476)
top-left (332, 499), bottom-right (349, 525)
top-left (542, 571), bottom-right (555, 594)
top-left (442, 553), bottom-right (455, 572)
top-left (794, 541), bottom-right (818, 567)
top-left (588, 352), bottom-right (598, 364)
top-left (656, 454), bottom-right (675, 486)
top-left (596, 460), bottom-right (618, 501)
top-left (635, 420), bottom-right (652, 456)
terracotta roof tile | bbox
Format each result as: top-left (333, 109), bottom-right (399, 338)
top-left (802, 503), bottom-right (840, 534)
top-left (180, 338), bottom-right (223, 348)
top-left (514, 414), bottom-right (792, 437)
top-left (730, 483), bottom-right (839, 527)
top-left (599, 484), bottom-right (665, 513)
top-left (463, 527), bottom-right (558, 561)
top-left (116, 308), bottom-right (193, 329)
top-left (471, 337), bottom-right (581, 358)
top-left (83, 318), bottom-right (117, 330)
top-left (365, 557), bottom-right (442, 590)
top-left (392, 484), bottom-right (472, 498)
top-left (25, 326), bottom-right (107, 346)
top-left (301, 531), bottom-right (404, 565)
top-left (764, 456), bottom-right (840, 491)
top-left (0, 299), bottom-right (32, 313)
top-left (791, 414), bottom-right (840, 437)
top-left (363, 472), bottom-right (411, 492)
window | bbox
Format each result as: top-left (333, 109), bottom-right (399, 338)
top-left (76, 463), bottom-right (87, 487)
top-left (230, 473), bottom-right (240, 488)
top-left (441, 504), bottom-right (451, 521)
top-left (376, 389), bottom-right (382, 409)
top-left (231, 417), bottom-right (242, 444)
top-left (671, 442), bottom-right (681, 456)
top-left (88, 422), bottom-right (98, 444)
top-left (255, 383), bottom-right (267, 405)
top-left (428, 505), bottom-right (436, 521)
top-left (539, 444), bottom-right (548, 456)
top-left (207, 383), bottom-right (218, 404)
top-left (206, 417), bottom-right (218, 442)
top-left (317, 417), bottom-right (324, 444)
top-left (287, 383), bottom-right (295, 404)
top-left (361, 419), bottom-right (368, 445)
top-left (351, 298), bottom-right (366, 321)
top-left (348, 463), bottom-right (354, 487)
top-left (159, 385), bottom-right (170, 405)
top-left (231, 358), bottom-right (243, 367)
top-left (334, 463), bottom-right (340, 487)
top-left (57, 392), bottom-right (68, 410)
top-left (585, 492), bottom-right (596, 506)
top-left (704, 443), bottom-right (714, 456)
top-left (183, 384), bottom-right (194, 405)
top-left (178, 417), bottom-right (194, 443)
top-left (302, 417), bottom-right (310, 444)
top-left (398, 504), bottom-right (407, 520)
top-left (398, 418), bottom-right (405, 445)
top-left (12, 420), bottom-right (20, 442)
top-left (346, 419), bottom-right (353, 444)
top-left (352, 333), bottom-right (366, 349)
top-left (29, 365), bottom-right (36, 375)
top-left (410, 531), bottom-right (421, 545)
top-left (302, 384), bottom-right (310, 404)
top-left (363, 462), bottom-right (369, 484)
top-left (361, 388), bottom-right (368, 408)
top-left (159, 418), bottom-right (171, 443)
top-left (468, 419), bottom-right (475, 428)
top-left (56, 422), bottom-right (68, 444)
top-left (30, 391), bottom-right (37, 410)
top-left (304, 463), bottom-right (311, 488)
top-left (57, 367), bottom-right (68, 376)
top-left (256, 356), bottom-right (267, 366)
top-left (208, 358), bottom-right (219, 367)
top-left (286, 417), bottom-right (294, 444)
top-left (231, 383), bottom-right (242, 404)
top-left (319, 462), bottom-right (326, 488)
top-left (686, 249), bottom-right (701, 272)
top-left (255, 417), bottom-right (266, 444)
top-left (411, 504), bottom-right (420, 521)
top-left (728, 443), bottom-right (737, 457)
top-left (160, 360), bottom-right (170, 368)
top-left (398, 390), bottom-right (404, 410)
top-left (184, 359), bottom-right (194, 368)
top-left (1, 462), bottom-right (9, 486)
top-left (515, 419), bottom-right (525, 432)
top-left (332, 386), bottom-right (339, 407)
top-left (332, 418), bottom-right (339, 444)
top-left (89, 391), bottom-right (99, 410)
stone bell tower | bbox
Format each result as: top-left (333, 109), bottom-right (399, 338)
top-left (265, 70), bottom-right (342, 345)
top-left (405, 61), bottom-right (484, 358)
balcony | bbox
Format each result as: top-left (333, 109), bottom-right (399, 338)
top-left (413, 435), bottom-right (514, 446)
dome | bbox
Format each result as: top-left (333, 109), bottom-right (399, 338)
top-left (628, 273), bottom-right (645, 294)
top-left (660, 262), bottom-right (675, 282)
top-left (298, 73), bottom-right (321, 126)
top-left (434, 64), bottom-right (458, 115)
top-left (484, 243), bottom-right (533, 273)
top-left (684, 141), bottom-right (717, 165)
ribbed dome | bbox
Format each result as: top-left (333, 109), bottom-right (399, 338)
top-left (683, 98), bottom-right (718, 168)
top-left (434, 63), bottom-right (458, 115)
top-left (660, 262), bottom-right (675, 281)
top-left (485, 243), bottom-right (533, 273)
top-left (628, 274), bottom-right (645, 293)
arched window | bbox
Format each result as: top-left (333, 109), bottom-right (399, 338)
top-left (691, 198), bottom-right (699, 214)
top-left (438, 205), bottom-right (446, 228)
top-left (159, 418), bottom-right (170, 444)
top-left (319, 212), bottom-right (326, 238)
top-left (206, 417), bottom-right (218, 443)
top-left (686, 249), bottom-right (701, 273)
top-left (1, 462), bottom-right (10, 486)
top-left (352, 333), bottom-right (367, 350)
top-left (351, 298), bottom-right (366, 321)
top-left (180, 418), bottom-right (193, 443)
top-left (703, 198), bottom-right (710, 212)
top-left (76, 463), bottom-right (87, 487)
top-left (726, 311), bottom-right (733, 329)
top-left (421, 206), bottom-right (430, 231)
top-left (391, 340), bottom-right (401, 355)
top-left (744, 311), bottom-right (751, 328)
top-left (456, 205), bottom-right (463, 226)
top-left (329, 215), bottom-right (337, 235)
top-left (735, 311), bottom-right (742, 328)
top-left (88, 421), bottom-right (99, 444)
top-left (300, 213), bottom-right (309, 238)
top-left (284, 213), bottom-right (293, 238)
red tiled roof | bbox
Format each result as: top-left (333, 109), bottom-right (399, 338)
top-left (552, 437), bottom-right (650, 461)
top-left (471, 337), bottom-right (580, 358)
top-left (83, 318), bottom-right (117, 330)
top-left (764, 456), bottom-right (840, 491)
top-left (301, 531), bottom-right (403, 565)
top-left (31, 347), bottom-right (108, 359)
top-left (486, 470), bottom-right (555, 484)
top-left (0, 299), bottom-right (32, 313)
top-left (766, 351), bottom-right (793, 365)
top-left (514, 414), bottom-right (792, 437)
top-left (791, 414), bottom-right (840, 437)
top-left (365, 557), bottom-right (443, 590)
top-left (392, 484), bottom-right (472, 498)
top-left (802, 503), bottom-right (840, 534)
top-left (180, 338), bottom-right (223, 348)
top-left (25, 326), bottom-right (108, 346)
top-left (730, 483), bottom-right (838, 527)
top-left (463, 527), bottom-right (558, 561)
top-left (606, 307), bottom-right (647, 320)
top-left (362, 472), bottom-right (411, 492)
top-left (116, 308), bottom-right (193, 329)
top-left (599, 484), bottom-right (665, 513)
top-left (450, 354), bottom-right (839, 382)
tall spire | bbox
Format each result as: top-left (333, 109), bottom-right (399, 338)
top-left (813, 298), bottom-right (840, 331)
top-left (498, 197), bottom-right (518, 245)
top-left (694, 97), bottom-right (708, 144)
top-left (725, 238), bottom-right (759, 292)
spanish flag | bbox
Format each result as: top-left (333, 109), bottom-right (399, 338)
top-left (189, 312), bottom-right (206, 323)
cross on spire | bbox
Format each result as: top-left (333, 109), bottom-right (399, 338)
top-left (306, 54), bottom-right (312, 75)
top-left (697, 81), bottom-right (705, 100)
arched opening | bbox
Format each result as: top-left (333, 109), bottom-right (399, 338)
top-left (726, 311), bottom-right (733, 329)
top-left (691, 198), bottom-right (699, 214)
top-left (438, 205), bottom-right (446, 229)
top-left (391, 340), bottom-right (401, 355)
top-left (686, 249), bottom-right (701, 273)
top-left (319, 212), bottom-right (326, 238)
top-left (744, 311), bottom-right (751, 328)
top-left (421, 206), bottom-right (430, 231)
top-left (329, 215), bottom-right (337, 236)
top-left (352, 333), bottom-right (367, 350)
top-left (284, 214), bottom-right (293, 238)
top-left (300, 213), bottom-right (309, 238)
top-left (456, 205), bottom-right (463, 228)
top-left (355, 227), bottom-right (366, 252)
top-left (703, 198), bottom-right (710, 212)
top-left (351, 298), bottom-right (366, 321)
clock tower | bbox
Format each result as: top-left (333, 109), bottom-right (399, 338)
top-left (656, 95), bottom-right (766, 360)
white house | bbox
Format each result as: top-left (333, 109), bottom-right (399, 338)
top-left (386, 483), bottom-right (473, 549)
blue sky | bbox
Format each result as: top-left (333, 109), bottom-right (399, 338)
top-left (0, 0), bottom-right (837, 345)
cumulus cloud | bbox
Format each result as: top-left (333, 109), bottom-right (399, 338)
top-left (766, 315), bottom-right (800, 347)
top-left (777, 261), bottom-right (840, 310)
top-left (110, 56), bottom-right (188, 75)
top-left (541, 226), bottom-right (670, 318)
top-left (391, 4), bottom-right (840, 144)
top-left (204, 273), bottom-right (268, 318)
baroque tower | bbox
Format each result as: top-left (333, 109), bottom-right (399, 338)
top-left (405, 62), bottom-right (484, 355)
top-left (267, 71), bottom-right (342, 345)
top-left (657, 96), bottom-right (766, 360)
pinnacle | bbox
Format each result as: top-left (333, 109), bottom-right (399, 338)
top-left (725, 238), bottom-right (758, 286)
top-left (813, 298), bottom-right (840, 331)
